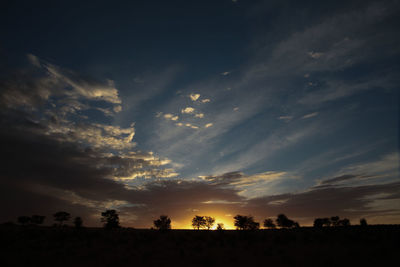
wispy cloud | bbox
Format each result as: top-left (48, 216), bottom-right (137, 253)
top-left (278, 115), bottom-right (293, 122)
top-left (205, 123), bottom-right (213, 128)
top-left (32, 54), bottom-right (121, 104)
top-left (308, 51), bottom-right (324, 59)
top-left (301, 112), bottom-right (319, 119)
top-left (201, 171), bottom-right (294, 198)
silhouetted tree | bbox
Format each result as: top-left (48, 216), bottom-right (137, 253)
top-left (338, 218), bottom-right (350, 227)
top-left (331, 216), bottom-right (340, 226)
top-left (153, 215), bottom-right (171, 230)
top-left (53, 211), bottom-right (70, 226)
top-left (74, 217), bottom-right (83, 228)
top-left (314, 218), bottom-right (323, 228)
top-left (234, 215), bottom-right (247, 230)
top-left (18, 216), bottom-right (31, 226)
top-left (322, 218), bottom-right (331, 227)
top-left (31, 215), bottom-right (45, 225)
top-left (101, 210), bottom-right (120, 229)
top-left (276, 214), bottom-right (296, 228)
top-left (234, 215), bottom-right (259, 230)
top-left (216, 223), bottom-right (225, 230)
top-left (314, 218), bottom-right (331, 228)
top-left (249, 221), bottom-right (260, 230)
top-left (360, 218), bottom-right (367, 226)
top-left (205, 216), bottom-right (215, 230)
top-left (263, 218), bottom-right (276, 229)
top-left (192, 215), bottom-right (206, 230)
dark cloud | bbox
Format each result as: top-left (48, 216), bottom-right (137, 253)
top-left (247, 181), bottom-right (400, 225)
top-left (0, 58), bottom-right (182, 226)
top-left (319, 174), bottom-right (370, 185)
top-left (201, 171), bottom-right (244, 185)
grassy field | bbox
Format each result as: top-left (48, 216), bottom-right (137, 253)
top-left (1, 224), bottom-right (399, 266)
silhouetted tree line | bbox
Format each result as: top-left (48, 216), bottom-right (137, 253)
top-left (17, 215), bottom-right (45, 226)
top-left (15, 209), bottom-right (120, 229)
top-left (15, 210), bottom-right (368, 230)
top-left (313, 216), bottom-right (354, 228)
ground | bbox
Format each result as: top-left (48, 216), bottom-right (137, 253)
top-left (1, 224), bottom-right (399, 266)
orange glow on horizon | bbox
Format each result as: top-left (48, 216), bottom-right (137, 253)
top-left (172, 213), bottom-right (236, 230)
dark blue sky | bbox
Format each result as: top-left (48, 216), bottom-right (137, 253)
top-left (0, 0), bottom-right (399, 228)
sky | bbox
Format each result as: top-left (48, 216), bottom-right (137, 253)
top-left (0, 0), bottom-right (399, 229)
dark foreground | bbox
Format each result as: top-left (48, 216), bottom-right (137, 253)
top-left (1, 225), bottom-right (399, 267)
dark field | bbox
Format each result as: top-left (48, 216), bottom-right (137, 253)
top-left (1, 225), bottom-right (399, 267)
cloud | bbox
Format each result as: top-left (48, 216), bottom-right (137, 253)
top-left (319, 174), bottom-right (368, 186)
top-left (221, 71), bottom-right (230, 76)
top-left (301, 112), bottom-right (319, 119)
top-left (298, 77), bottom-right (395, 105)
top-left (247, 181), bottom-right (400, 225)
top-left (205, 123), bottom-right (213, 128)
top-left (163, 113), bottom-right (179, 121)
top-left (201, 99), bottom-right (211, 103)
top-left (200, 171), bottom-right (244, 185)
top-left (113, 105), bottom-right (122, 113)
top-left (27, 53), bottom-right (41, 67)
top-left (278, 115), bottom-right (293, 121)
top-left (202, 171), bottom-right (286, 186)
top-left (308, 51), bottom-right (324, 59)
top-left (38, 57), bottom-right (121, 104)
top-left (45, 122), bottom-right (136, 150)
top-left (231, 171), bottom-right (289, 187)
top-left (213, 123), bottom-right (319, 174)
top-left (1, 54), bottom-right (123, 120)
top-left (115, 169), bottom-right (179, 181)
top-left (337, 152), bottom-right (399, 181)
top-left (233, 107), bottom-right (239, 112)
top-left (189, 93), bottom-right (200, 101)
top-left (200, 170), bottom-right (293, 199)
top-left (195, 113), bottom-right (204, 118)
top-left (185, 123), bottom-right (199, 129)
top-left (181, 107), bottom-right (195, 114)
top-left (0, 57), bottom-right (184, 226)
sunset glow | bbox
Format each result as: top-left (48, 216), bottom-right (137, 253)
top-left (0, 0), bottom-right (399, 228)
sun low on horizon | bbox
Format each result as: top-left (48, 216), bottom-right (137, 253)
top-left (171, 214), bottom-right (237, 230)
top-left (0, 0), bottom-right (399, 228)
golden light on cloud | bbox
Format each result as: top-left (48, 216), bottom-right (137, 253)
top-left (189, 93), bottom-right (200, 101)
top-left (181, 107), bottom-right (195, 114)
top-left (164, 113), bottom-right (179, 121)
top-left (195, 113), bottom-right (204, 118)
top-left (205, 123), bottom-right (213, 128)
top-left (185, 123), bottom-right (199, 129)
